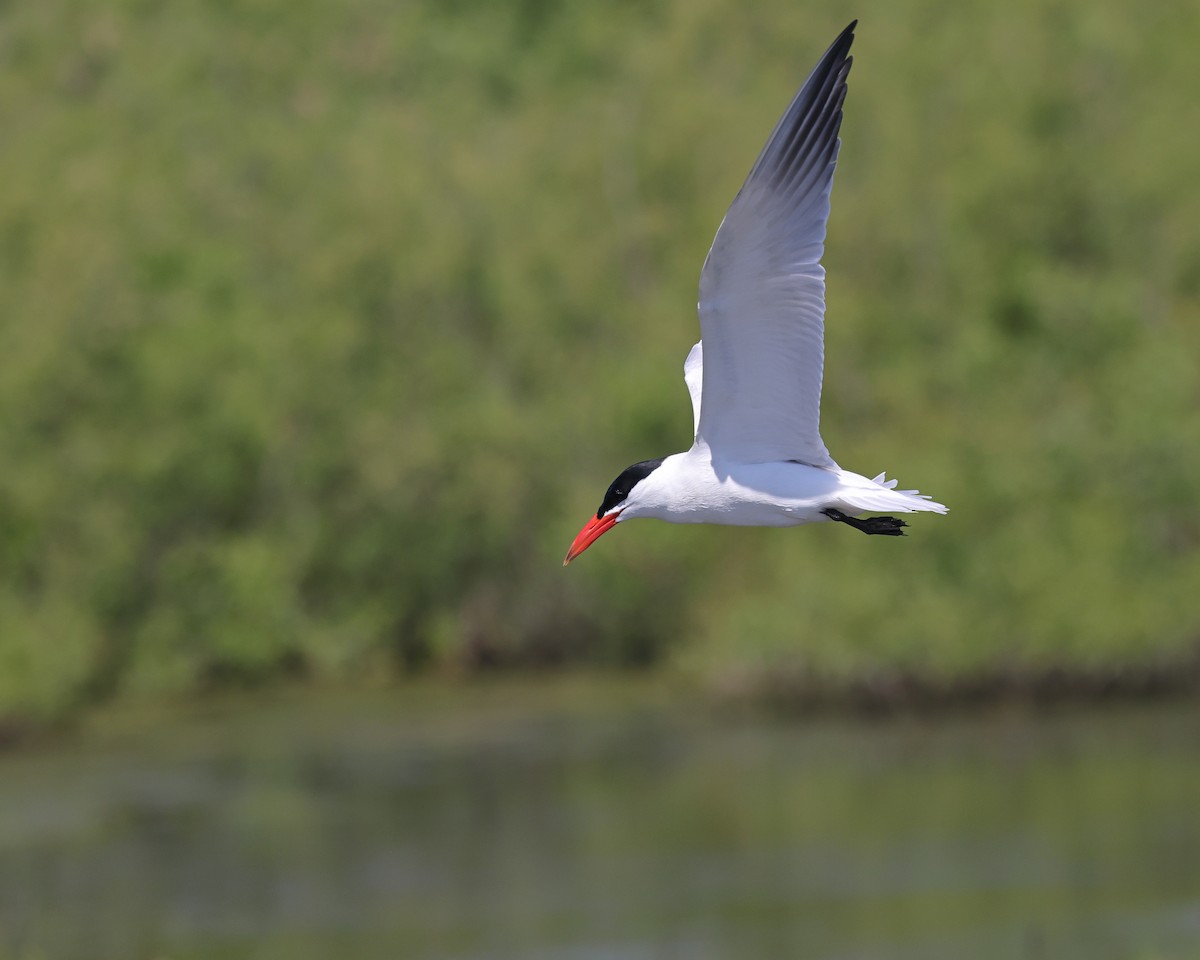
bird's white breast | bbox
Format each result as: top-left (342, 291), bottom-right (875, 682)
top-left (623, 447), bottom-right (845, 527)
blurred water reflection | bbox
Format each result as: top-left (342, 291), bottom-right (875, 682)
top-left (0, 685), bottom-right (1197, 960)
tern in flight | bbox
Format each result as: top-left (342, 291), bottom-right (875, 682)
top-left (565, 21), bottom-right (946, 565)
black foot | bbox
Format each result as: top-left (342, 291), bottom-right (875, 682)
top-left (823, 508), bottom-right (907, 536)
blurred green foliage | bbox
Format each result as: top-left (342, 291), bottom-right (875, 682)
top-left (0, 0), bottom-right (1198, 724)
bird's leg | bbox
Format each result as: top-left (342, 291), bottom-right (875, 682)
top-left (822, 508), bottom-right (907, 536)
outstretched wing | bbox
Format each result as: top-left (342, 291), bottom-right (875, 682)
top-left (694, 21), bottom-right (855, 467)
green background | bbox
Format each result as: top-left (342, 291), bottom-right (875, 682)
top-left (2, 0), bottom-right (1198, 726)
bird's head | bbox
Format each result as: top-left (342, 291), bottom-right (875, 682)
top-left (563, 457), bottom-right (666, 565)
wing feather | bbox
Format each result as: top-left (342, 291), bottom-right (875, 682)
top-left (684, 340), bottom-right (704, 438)
top-left (694, 21), bottom-right (855, 467)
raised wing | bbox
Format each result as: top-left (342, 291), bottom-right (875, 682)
top-left (695, 21), bottom-right (855, 467)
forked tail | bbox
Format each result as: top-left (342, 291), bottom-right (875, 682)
top-left (837, 471), bottom-right (948, 515)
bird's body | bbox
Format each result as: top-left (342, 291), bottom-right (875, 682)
top-left (620, 450), bottom-right (939, 528)
top-left (565, 21), bottom-right (947, 564)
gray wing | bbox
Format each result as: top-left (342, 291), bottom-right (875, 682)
top-left (695, 21), bottom-right (855, 467)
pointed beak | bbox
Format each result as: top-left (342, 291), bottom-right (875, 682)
top-left (563, 511), bottom-right (621, 565)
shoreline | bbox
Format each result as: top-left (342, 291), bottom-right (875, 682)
top-left (2, 651), bottom-right (1199, 755)
top-left (711, 651), bottom-right (1200, 718)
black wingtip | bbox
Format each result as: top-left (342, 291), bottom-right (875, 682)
top-left (818, 21), bottom-right (857, 78)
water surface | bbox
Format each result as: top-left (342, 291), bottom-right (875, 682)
top-left (0, 683), bottom-right (1197, 959)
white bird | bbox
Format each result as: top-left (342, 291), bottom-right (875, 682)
top-left (565, 21), bottom-right (946, 565)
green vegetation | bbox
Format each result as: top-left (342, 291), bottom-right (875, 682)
top-left (1, 0), bottom-right (1198, 726)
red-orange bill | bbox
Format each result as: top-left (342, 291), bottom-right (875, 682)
top-left (563, 511), bottom-right (620, 565)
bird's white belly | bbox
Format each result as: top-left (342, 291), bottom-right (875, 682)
top-left (644, 452), bottom-right (845, 527)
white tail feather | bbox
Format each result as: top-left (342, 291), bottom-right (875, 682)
top-left (842, 470), bottom-right (948, 515)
